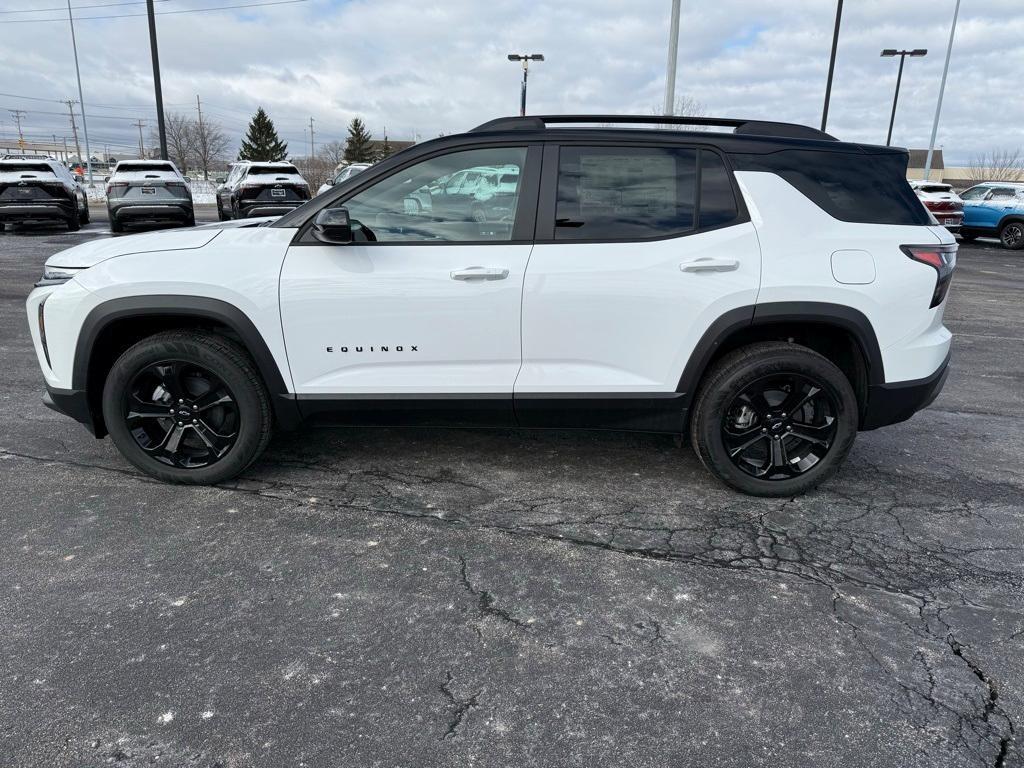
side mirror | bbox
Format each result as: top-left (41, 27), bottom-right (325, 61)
top-left (325, 178), bottom-right (335, 187)
top-left (103, 175), bottom-right (110, 183)
top-left (183, 176), bottom-right (191, 183)
top-left (312, 207), bottom-right (352, 244)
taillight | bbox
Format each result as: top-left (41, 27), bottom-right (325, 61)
top-left (107, 181), bottom-right (128, 197)
top-left (901, 243), bottom-right (957, 308)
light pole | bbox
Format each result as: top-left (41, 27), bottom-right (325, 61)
top-left (663, 0), bottom-right (681, 115)
top-left (821, 0), bottom-right (843, 131)
top-left (881, 48), bottom-right (927, 146)
top-left (507, 54), bottom-right (544, 117)
top-left (924, 0), bottom-right (961, 181)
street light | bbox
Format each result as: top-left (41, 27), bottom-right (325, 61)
top-left (881, 48), bottom-right (927, 146)
top-left (507, 54), bottom-right (544, 117)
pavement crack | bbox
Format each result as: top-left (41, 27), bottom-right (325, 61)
top-left (458, 555), bottom-right (529, 633)
top-left (438, 671), bottom-right (480, 741)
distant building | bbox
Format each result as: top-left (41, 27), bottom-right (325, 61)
top-left (906, 149), bottom-right (944, 182)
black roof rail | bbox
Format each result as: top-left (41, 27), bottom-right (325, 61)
top-left (470, 114), bottom-right (837, 142)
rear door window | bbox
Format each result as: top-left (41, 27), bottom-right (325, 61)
top-left (554, 146), bottom-right (697, 240)
top-left (699, 150), bottom-right (739, 229)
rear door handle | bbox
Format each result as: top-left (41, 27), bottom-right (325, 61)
top-left (680, 257), bottom-right (739, 273)
top-left (450, 266), bottom-right (510, 281)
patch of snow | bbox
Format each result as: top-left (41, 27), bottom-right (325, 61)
top-left (157, 711), bottom-right (174, 724)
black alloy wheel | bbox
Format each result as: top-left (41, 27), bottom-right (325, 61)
top-left (102, 331), bottom-right (272, 484)
top-left (124, 360), bottom-right (240, 468)
top-left (689, 342), bottom-right (858, 496)
top-left (721, 373), bottom-right (838, 480)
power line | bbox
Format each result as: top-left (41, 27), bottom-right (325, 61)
top-left (0, 0), bottom-right (170, 14)
top-left (0, 0), bottom-right (311, 23)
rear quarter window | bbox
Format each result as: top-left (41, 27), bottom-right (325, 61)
top-left (730, 149), bottom-right (930, 226)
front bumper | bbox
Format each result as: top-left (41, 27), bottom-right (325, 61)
top-left (0, 202), bottom-right (74, 221)
top-left (860, 351), bottom-right (950, 430)
top-left (43, 385), bottom-right (105, 437)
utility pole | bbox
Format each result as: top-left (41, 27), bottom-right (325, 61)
top-left (133, 120), bottom-right (146, 158)
top-left (309, 116), bottom-right (315, 158)
top-left (924, 0), bottom-right (961, 181)
top-left (821, 0), bottom-right (843, 131)
top-left (64, 100), bottom-right (82, 167)
top-left (146, 0), bottom-right (168, 160)
top-left (66, 0), bottom-right (94, 185)
top-left (9, 109), bottom-right (26, 148)
top-left (62, 136), bottom-right (69, 163)
top-left (663, 0), bottom-right (681, 114)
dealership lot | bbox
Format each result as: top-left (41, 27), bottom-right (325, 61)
top-left (0, 218), bottom-right (1021, 766)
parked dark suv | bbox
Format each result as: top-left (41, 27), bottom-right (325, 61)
top-left (217, 161), bottom-right (311, 220)
top-left (0, 158), bottom-right (89, 231)
top-left (105, 160), bottom-right (194, 233)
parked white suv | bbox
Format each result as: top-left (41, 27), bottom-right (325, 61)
top-left (26, 115), bottom-right (956, 496)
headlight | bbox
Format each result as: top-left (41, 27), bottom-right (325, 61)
top-left (36, 266), bottom-right (83, 287)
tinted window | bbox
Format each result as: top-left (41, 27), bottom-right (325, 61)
top-left (555, 146), bottom-right (697, 240)
top-left (0, 162), bottom-right (55, 173)
top-left (248, 164), bottom-right (300, 175)
top-left (116, 163), bottom-right (175, 173)
top-left (337, 146), bottom-right (527, 242)
top-left (699, 150), bottom-right (739, 228)
top-left (730, 149), bottom-right (930, 225)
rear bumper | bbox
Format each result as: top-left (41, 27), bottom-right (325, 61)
top-left (238, 200), bottom-right (303, 218)
top-left (860, 351), bottom-right (950, 430)
top-left (109, 201), bottom-right (193, 222)
top-left (0, 202), bottom-right (74, 221)
top-left (43, 385), bottom-right (105, 437)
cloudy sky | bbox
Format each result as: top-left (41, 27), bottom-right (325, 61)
top-left (0, 0), bottom-right (1021, 164)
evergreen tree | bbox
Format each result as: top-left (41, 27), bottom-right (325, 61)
top-left (238, 107), bottom-right (288, 162)
top-left (376, 135), bottom-right (392, 162)
top-left (343, 118), bottom-right (374, 163)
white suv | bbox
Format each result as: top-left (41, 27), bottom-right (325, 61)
top-left (26, 115), bottom-right (956, 496)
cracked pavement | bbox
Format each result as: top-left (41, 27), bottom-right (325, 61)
top-left (0, 215), bottom-right (1021, 767)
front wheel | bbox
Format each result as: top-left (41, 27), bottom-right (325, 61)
top-left (689, 342), bottom-right (859, 497)
top-left (999, 220), bottom-right (1024, 250)
top-left (102, 331), bottom-right (272, 484)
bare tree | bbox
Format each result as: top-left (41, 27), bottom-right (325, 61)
top-left (967, 148), bottom-right (1024, 184)
top-left (318, 140), bottom-right (345, 167)
top-left (192, 117), bottom-right (230, 181)
top-left (149, 112), bottom-right (194, 172)
top-left (650, 95), bottom-right (708, 130)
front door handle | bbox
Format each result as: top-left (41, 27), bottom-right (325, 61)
top-left (680, 257), bottom-right (739, 273)
top-left (450, 266), bottom-right (509, 281)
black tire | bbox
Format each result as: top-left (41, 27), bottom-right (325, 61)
top-left (66, 213), bottom-right (80, 232)
top-left (217, 201), bottom-right (228, 221)
top-left (0, 222), bottom-right (5, 232)
top-left (184, 212), bottom-right (196, 228)
top-left (999, 220), bottom-right (1024, 250)
top-left (689, 342), bottom-right (859, 497)
top-left (79, 196), bottom-right (90, 224)
top-left (101, 331), bottom-right (272, 485)
top-left (958, 230), bottom-right (977, 242)
top-left (231, 200), bottom-right (241, 220)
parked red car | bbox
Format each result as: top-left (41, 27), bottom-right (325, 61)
top-left (910, 181), bottom-right (963, 233)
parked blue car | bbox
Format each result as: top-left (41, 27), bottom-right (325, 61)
top-left (959, 182), bottom-right (1024, 250)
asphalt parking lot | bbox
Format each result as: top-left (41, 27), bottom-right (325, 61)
top-left (0, 208), bottom-right (1021, 768)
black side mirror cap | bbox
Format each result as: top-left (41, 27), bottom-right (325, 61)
top-left (312, 207), bottom-right (352, 244)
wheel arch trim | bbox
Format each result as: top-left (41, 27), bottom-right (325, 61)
top-left (675, 301), bottom-right (885, 396)
top-left (72, 295), bottom-right (291, 395)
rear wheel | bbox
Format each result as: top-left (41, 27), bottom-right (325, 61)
top-left (999, 220), bottom-right (1024, 250)
top-left (102, 331), bottom-right (272, 485)
top-left (690, 342), bottom-right (858, 497)
top-left (66, 212), bottom-right (80, 232)
top-left (110, 215), bottom-right (124, 233)
top-left (217, 199), bottom-right (228, 221)
top-left (185, 211), bottom-right (196, 228)
top-left (79, 195), bottom-right (90, 224)
top-left (958, 230), bottom-right (977, 242)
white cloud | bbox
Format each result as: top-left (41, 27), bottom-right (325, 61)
top-left (0, 0), bottom-right (1021, 163)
